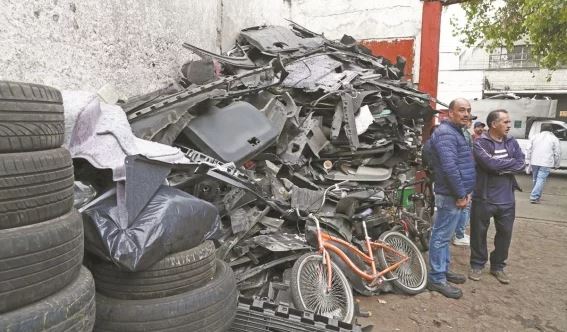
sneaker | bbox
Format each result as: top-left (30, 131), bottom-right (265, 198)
top-left (427, 281), bottom-right (463, 299)
top-left (446, 271), bottom-right (466, 284)
top-left (490, 270), bottom-right (510, 284)
top-left (453, 235), bottom-right (470, 246)
top-left (530, 199), bottom-right (540, 204)
top-left (468, 268), bottom-right (482, 281)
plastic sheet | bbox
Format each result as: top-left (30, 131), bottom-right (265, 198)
top-left (83, 185), bottom-right (220, 271)
top-left (73, 181), bottom-right (97, 209)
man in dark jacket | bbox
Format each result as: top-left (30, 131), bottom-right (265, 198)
top-left (469, 109), bottom-right (525, 284)
top-left (427, 98), bottom-right (476, 299)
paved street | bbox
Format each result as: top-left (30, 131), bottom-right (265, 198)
top-left (358, 171), bottom-right (567, 331)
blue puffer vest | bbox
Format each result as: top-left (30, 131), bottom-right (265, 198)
top-left (429, 121), bottom-right (476, 198)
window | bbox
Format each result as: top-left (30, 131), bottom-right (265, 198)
top-left (550, 124), bottom-right (567, 141)
top-left (488, 45), bottom-right (536, 69)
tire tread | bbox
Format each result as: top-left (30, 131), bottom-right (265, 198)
top-left (0, 148), bottom-right (74, 229)
top-left (0, 81), bottom-right (64, 152)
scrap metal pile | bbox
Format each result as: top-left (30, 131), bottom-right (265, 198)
top-left (116, 22), bottom-right (435, 299)
top-left (0, 22), bottom-right (438, 332)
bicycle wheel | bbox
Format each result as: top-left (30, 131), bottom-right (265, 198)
top-left (376, 231), bottom-right (427, 294)
top-left (290, 253), bottom-right (355, 323)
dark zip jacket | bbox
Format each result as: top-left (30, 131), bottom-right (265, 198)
top-left (429, 120), bottom-right (476, 198)
top-left (472, 132), bottom-right (525, 203)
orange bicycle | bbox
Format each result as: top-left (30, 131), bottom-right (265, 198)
top-left (290, 181), bottom-right (427, 323)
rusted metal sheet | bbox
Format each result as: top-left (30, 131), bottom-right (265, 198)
top-left (361, 38), bottom-right (415, 80)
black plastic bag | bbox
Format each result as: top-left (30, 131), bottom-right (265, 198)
top-left (83, 185), bottom-right (220, 271)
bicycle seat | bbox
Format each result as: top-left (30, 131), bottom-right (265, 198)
top-left (351, 208), bottom-right (373, 221)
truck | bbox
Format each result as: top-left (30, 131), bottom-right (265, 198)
top-left (469, 98), bottom-right (567, 169)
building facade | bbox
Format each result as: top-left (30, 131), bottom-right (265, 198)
top-left (437, 5), bottom-right (567, 119)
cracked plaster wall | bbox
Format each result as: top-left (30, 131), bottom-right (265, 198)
top-left (0, 0), bottom-right (422, 96)
top-left (0, 0), bottom-right (219, 96)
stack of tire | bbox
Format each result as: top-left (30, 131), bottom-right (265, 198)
top-left (0, 81), bottom-right (95, 331)
top-left (89, 241), bottom-right (238, 331)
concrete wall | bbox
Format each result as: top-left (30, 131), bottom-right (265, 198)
top-left (0, 0), bottom-right (423, 97)
top-left (290, 0), bottom-right (422, 40)
top-left (220, 0), bottom-right (291, 52)
top-left (437, 70), bottom-right (483, 104)
top-left (0, 0), bottom-right (220, 96)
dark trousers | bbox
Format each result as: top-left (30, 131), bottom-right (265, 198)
top-left (470, 199), bottom-right (516, 271)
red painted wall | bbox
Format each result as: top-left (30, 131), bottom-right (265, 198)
top-left (361, 38), bottom-right (415, 81)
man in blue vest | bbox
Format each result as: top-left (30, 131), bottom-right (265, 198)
top-left (427, 98), bottom-right (476, 299)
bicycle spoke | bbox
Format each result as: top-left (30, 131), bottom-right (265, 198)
top-left (297, 255), bottom-right (351, 321)
top-left (382, 233), bottom-right (425, 288)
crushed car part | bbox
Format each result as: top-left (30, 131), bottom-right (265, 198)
top-left (126, 58), bottom-right (286, 121)
top-left (280, 114), bottom-right (318, 165)
top-left (182, 42), bottom-right (258, 68)
top-left (182, 101), bottom-right (279, 165)
top-left (325, 166), bottom-right (392, 182)
top-left (251, 233), bottom-right (310, 252)
top-left (239, 25), bottom-right (324, 54)
top-left (230, 296), bottom-right (367, 332)
top-left (129, 89), bottom-right (224, 143)
top-left (234, 252), bottom-right (304, 284)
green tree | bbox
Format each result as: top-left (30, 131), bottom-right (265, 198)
top-left (448, 0), bottom-right (567, 69)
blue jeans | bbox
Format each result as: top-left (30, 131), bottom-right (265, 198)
top-left (428, 194), bottom-right (468, 284)
top-left (455, 201), bottom-right (471, 239)
top-left (530, 165), bottom-right (550, 201)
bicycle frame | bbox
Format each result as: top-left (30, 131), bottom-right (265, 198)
top-left (309, 213), bottom-right (409, 290)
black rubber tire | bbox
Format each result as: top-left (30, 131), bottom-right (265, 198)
top-left (0, 210), bottom-right (84, 313)
top-left (0, 81), bottom-right (65, 153)
top-left (376, 231), bottom-right (427, 295)
top-left (90, 241), bottom-right (217, 300)
top-left (0, 266), bottom-right (95, 331)
top-left (0, 148), bottom-right (74, 229)
top-left (94, 259), bottom-right (237, 332)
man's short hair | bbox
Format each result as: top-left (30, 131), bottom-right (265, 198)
top-left (486, 109), bottom-right (508, 127)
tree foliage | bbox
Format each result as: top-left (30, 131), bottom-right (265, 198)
top-left (450, 0), bottom-right (567, 69)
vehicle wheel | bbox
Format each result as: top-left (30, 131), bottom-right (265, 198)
top-left (94, 259), bottom-right (237, 332)
top-left (290, 253), bottom-right (355, 323)
top-left (0, 81), bottom-right (64, 153)
top-left (0, 266), bottom-right (95, 331)
top-left (0, 148), bottom-right (74, 229)
top-left (0, 210), bottom-right (84, 313)
top-left (376, 231), bottom-right (427, 295)
top-left (90, 241), bottom-right (216, 300)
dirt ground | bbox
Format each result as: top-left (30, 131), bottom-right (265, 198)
top-left (357, 172), bottom-right (567, 332)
